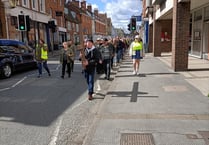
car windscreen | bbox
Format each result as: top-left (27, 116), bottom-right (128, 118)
top-left (0, 44), bottom-right (33, 53)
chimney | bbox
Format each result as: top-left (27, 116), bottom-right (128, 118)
top-left (87, 4), bottom-right (92, 12)
top-left (71, 0), bottom-right (79, 7)
top-left (94, 8), bottom-right (98, 16)
top-left (81, 0), bottom-right (86, 11)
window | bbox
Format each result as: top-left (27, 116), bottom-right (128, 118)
top-left (76, 24), bottom-right (79, 32)
top-left (22, 0), bottom-right (29, 7)
top-left (22, 0), bottom-right (26, 6)
top-left (71, 11), bottom-right (76, 19)
top-left (32, 0), bottom-right (37, 9)
top-left (67, 22), bottom-right (71, 30)
top-left (194, 9), bottom-right (202, 21)
top-left (204, 6), bottom-right (209, 21)
top-left (39, 0), bottom-right (45, 12)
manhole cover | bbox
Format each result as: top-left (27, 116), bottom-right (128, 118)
top-left (120, 133), bottom-right (155, 145)
top-left (163, 85), bottom-right (188, 92)
top-left (199, 131), bottom-right (209, 145)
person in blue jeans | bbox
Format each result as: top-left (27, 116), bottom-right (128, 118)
top-left (80, 38), bottom-right (102, 100)
top-left (35, 39), bottom-right (51, 78)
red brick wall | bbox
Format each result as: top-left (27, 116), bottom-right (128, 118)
top-left (172, 0), bottom-right (190, 71)
top-left (153, 20), bottom-right (161, 56)
top-left (0, 2), bottom-right (7, 38)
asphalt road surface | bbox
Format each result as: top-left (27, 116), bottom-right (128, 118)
top-left (0, 59), bottom-right (110, 145)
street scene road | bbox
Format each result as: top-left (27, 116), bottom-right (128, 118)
top-left (0, 52), bottom-right (114, 145)
top-left (0, 0), bottom-right (209, 145)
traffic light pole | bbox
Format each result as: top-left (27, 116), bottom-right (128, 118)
top-left (21, 31), bottom-right (24, 42)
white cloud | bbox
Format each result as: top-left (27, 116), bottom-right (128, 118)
top-left (91, 4), bottom-right (99, 11)
top-left (105, 0), bottom-right (142, 31)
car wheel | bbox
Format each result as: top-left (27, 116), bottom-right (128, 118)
top-left (2, 64), bottom-right (12, 78)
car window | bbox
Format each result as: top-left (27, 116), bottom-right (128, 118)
top-left (0, 46), bottom-right (15, 53)
top-left (18, 44), bottom-right (33, 53)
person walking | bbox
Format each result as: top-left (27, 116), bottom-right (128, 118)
top-left (60, 42), bottom-right (74, 78)
top-left (100, 38), bottom-right (113, 80)
top-left (129, 35), bottom-right (143, 75)
top-left (67, 39), bottom-right (76, 72)
top-left (35, 39), bottom-right (51, 78)
top-left (79, 38), bottom-right (102, 100)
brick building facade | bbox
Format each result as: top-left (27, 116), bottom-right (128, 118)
top-left (0, 0), bottom-right (112, 50)
top-left (142, 0), bottom-right (209, 71)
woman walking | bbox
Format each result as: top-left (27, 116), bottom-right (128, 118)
top-left (129, 35), bottom-right (143, 75)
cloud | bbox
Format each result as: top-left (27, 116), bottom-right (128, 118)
top-left (91, 4), bottom-right (99, 10)
top-left (105, 0), bottom-right (142, 31)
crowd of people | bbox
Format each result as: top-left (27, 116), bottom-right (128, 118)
top-left (34, 35), bottom-right (143, 101)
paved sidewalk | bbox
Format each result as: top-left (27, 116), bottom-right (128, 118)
top-left (83, 53), bottom-right (209, 145)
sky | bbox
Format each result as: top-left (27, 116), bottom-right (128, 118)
top-left (68, 0), bottom-right (142, 32)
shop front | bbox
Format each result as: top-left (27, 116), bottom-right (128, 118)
top-left (191, 5), bottom-right (209, 60)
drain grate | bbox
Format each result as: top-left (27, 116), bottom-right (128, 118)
top-left (120, 133), bottom-right (155, 145)
top-left (199, 131), bottom-right (209, 145)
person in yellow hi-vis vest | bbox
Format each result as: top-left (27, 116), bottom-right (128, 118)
top-left (35, 39), bottom-right (51, 78)
top-left (129, 35), bottom-right (143, 75)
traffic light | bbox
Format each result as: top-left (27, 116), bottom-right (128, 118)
top-left (128, 24), bottom-right (130, 31)
top-left (48, 20), bottom-right (56, 33)
top-left (18, 15), bottom-right (26, 31)
top-left (25, 15), bottom-right (30, 31)
top-left (131, 17), bottom-right (136, 31)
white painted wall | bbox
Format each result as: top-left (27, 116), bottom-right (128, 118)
top-left (155, 0), bottom-right (173, 20)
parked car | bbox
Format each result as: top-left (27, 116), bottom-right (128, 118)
top-left (0, 39), bottom-right (37, 78)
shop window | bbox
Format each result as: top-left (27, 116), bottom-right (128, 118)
top-left (204, 6), bottom-right (209, 21)
top-left (194, 9), bottom-right (202, 21)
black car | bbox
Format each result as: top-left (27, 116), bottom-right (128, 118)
top-left (0, 39), bottom-right (37, 78)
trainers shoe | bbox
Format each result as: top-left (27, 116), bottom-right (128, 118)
top-left (132, 70), bottom-right (136, 75)
top-left (136, 71), bottom-right (140, 75)
top-left (136, 70), bottom-right (139, 75)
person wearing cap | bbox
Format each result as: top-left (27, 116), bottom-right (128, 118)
top-left (100, 38), bottom-right (114, 80)
top-left (129, 35), bottom-right (143, 75)
top-left (80, 38), bottom-right (102, 100)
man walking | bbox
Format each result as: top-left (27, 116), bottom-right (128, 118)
top-left (100, 38), bottom-right (113, 80)
top-left (80, 38), bottom-right (102, 100)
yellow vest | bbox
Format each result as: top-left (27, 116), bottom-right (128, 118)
top-left (132, 42), bottom-right (142, 51)
top-left (41, 44), bottom-right (48, 60)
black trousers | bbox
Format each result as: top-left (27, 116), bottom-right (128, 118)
top-left (62, 60), bottom-right (71, 77)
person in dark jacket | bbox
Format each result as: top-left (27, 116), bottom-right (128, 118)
top-left (80, 38), bottom-right (102, 100)
top-left (100, 38), bottom-right (113, 80)
top-left (60, 42), bottom-right (74, 78)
